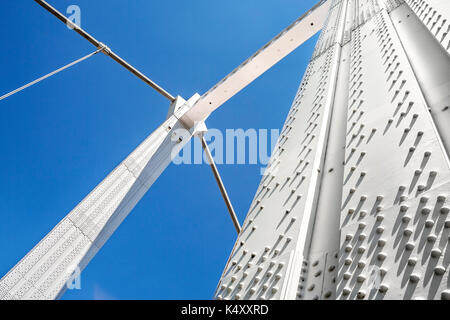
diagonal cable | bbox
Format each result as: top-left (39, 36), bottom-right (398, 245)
top-left (201, 134), bottom-right (241, 234)
top-left (34, 0), bottom-right (175, 102)
top-left (0, 48), bottom-right (102, 102)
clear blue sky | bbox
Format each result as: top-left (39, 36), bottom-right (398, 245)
top-left (0, 0), bottom-right (318, 299)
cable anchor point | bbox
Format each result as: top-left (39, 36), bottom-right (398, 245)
top-left (97, 42), bottom-right (111, 55)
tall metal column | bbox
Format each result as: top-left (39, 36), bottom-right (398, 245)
top-left (0, 96), bottom-right (199, 300)
top-left (1, 0), bottom-right (331, 300)
top-left (215, 0), bottom-right (351, 300)
top-left (215, 0), bottom-right (450, 300)
top-left (1, 0), bottom-right (448, 300)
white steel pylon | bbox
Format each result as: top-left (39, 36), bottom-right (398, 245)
top-left (215, 0), bottom-right (450, 300)
top-left (0, 0), bottom-right (330, 299)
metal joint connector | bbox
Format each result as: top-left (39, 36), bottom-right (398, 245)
top-left (97, 42), bottom-right (111, 55)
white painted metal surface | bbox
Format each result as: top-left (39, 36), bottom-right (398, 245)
top-left (215, 0), bottom-right (348, 300)
top-left (0, 95), bottom-right (200, 299)
top-left (389, 3), bottom-right (450, 158)
top-left (337, 1), bottom-right (450, 300)
top-left (2, 0), bottom-right (450, 300)
top-left (216, 0), bottom-right (450, 300)
top-left (404, 0), bottom-right (450, 55)
top-left (0, 0), bottom-right (332, 300)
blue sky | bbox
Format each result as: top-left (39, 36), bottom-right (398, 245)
top-left (0, 0), bottom-right (318, 299)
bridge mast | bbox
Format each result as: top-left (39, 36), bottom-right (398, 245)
top-left (215, 0), bottom-right (450, 300)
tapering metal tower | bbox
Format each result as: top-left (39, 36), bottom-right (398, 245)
top-left (215, 0), bottom-right (450, 300)
top-left (1, 0), bottom-right (449, 300)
